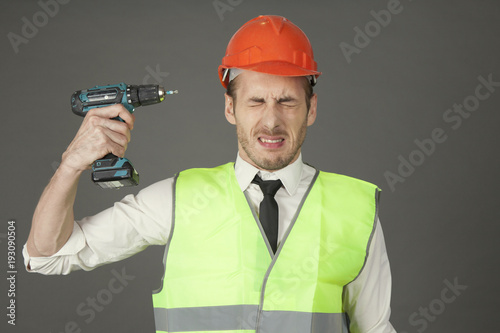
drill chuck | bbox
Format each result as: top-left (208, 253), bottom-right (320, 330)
top-left (129, 84), bottom-right (163, 107)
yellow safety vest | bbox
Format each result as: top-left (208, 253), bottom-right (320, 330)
top-left (152, 163), bottom-right (380, 333)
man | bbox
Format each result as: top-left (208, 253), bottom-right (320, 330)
top-left (24, 15), bottom-right (395, 333)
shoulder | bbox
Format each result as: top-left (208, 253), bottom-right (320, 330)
top-left (317, 170), bottom-right (379, 191)
top-left (178, 163), bottom-right (235, 182)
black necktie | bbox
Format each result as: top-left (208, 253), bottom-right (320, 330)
top-left (252, 175), bottom-right (282, 254)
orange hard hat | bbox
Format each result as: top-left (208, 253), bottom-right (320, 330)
top-left (218, 15), bottom-right (321, 88)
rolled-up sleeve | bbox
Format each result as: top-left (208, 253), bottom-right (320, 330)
top-left (23, 178), bottom-right (174, 275)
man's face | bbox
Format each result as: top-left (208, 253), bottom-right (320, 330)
top-left (225, 70), bottom-right (317, 171)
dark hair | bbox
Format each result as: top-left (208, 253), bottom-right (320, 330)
top-left (226, 76), bottom-right (314, 111)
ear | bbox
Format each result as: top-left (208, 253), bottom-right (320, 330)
top-left (224, 93), bottom-right (236, 125)
top-left (307, 93), bottom-right (317, 126)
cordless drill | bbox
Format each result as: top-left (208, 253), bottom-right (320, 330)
top-left (71, 82), bottom-right (177, 189)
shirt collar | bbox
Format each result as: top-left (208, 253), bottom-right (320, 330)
top-left (234, 152), bottom-right (304, 196)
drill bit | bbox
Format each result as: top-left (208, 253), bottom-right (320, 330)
top-left (157, 87), bottom-right (178, 102)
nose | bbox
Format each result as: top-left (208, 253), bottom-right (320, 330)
top-left (260, 103), bottom-right (281, 132)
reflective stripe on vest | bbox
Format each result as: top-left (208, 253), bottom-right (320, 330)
top-left (154, 305), bottom-right (348, 332)
top-left (152, 163), bottom-right (380, 333)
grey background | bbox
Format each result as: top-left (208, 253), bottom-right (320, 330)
top-left (1, 0), bottom-right (499, 332)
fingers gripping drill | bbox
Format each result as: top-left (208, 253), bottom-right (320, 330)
top-left (71, 83), bottom-right (177, 189)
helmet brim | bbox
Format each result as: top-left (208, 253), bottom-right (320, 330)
top-left (219, 62), bottom-right (321, 88)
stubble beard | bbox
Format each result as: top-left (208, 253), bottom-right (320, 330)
top-left (236, 120), bottom-right (308, 171)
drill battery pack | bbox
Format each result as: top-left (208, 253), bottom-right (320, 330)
top-left (91, 154), bottom-right (139, 189)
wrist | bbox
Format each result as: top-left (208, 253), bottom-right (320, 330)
top-left (56, 161), bottom-right (85, 179)
top-left (60, 149), bottom-right (92, 174)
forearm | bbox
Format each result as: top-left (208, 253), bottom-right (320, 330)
top-left (27, 163), bottom-right (83, 257)
top-left (27, 105), bottom-right (134, 258)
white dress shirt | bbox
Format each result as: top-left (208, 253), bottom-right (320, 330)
top-left (23, 153), bottom-right (395, 333)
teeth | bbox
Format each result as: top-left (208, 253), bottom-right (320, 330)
top-left (260, 138), bottom-right (283, 143)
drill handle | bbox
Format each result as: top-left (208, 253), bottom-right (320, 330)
top-left (103, 153), bottom-right (117, 159)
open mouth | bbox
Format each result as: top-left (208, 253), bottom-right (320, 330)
top-left (259, 138), bottom-right (284, 143)
top-left (258, 136), bottom-right (285, 148)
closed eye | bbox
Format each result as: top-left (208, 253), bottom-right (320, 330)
top-left (278, 97), bottom-right (298, 107)
top-left (248, 97), bottom-right (265, 107)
